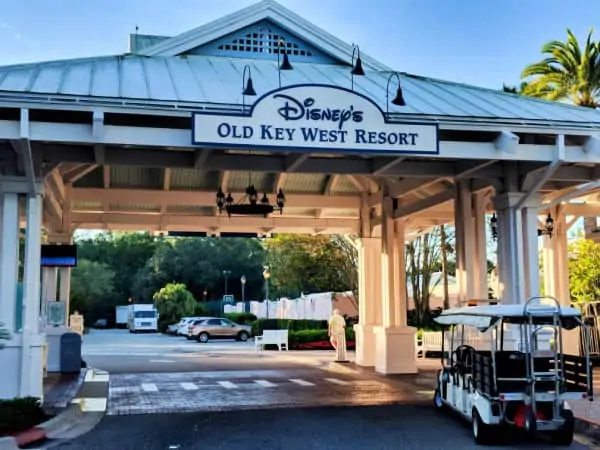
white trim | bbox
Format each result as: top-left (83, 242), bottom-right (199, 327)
top-left (138, 0), bottom-right (391, 71)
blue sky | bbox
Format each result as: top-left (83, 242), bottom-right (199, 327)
top-left (0, 0), bottom-right (598, 89)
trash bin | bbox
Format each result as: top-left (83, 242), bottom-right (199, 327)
top-left (60, 332), bottom-right (82, 373)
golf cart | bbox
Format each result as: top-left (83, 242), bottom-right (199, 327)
top-left (432, 296), bottom-right (593, 445)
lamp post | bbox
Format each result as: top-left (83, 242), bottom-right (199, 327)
top-left (241, 275), bottom-right (246, 312)
top-left (203, 289), bottom-right (207, 302)
top-left (263, 266), bottom-right (271, 319)
top-left (222, 269), bottom-right (231, 295)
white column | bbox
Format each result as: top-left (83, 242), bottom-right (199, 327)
top-left (354, 237), bottom-right (382, 367)
top-left (0, 193), bottom-right (20, 333)
top-left (494, 193), bottom-right (525, 304)
top-left (374, 199), bottom-right (417, 374)
top-left (20, 193), bottom-right (44, 398)
top-left (454, 181), bottom-right (475, 304)
top-left (60, 268), bottom-right (72, 318)
top-left (521, 206), bottom-right (541, 298)
top-left (473, 191), bottom-right (489, 299)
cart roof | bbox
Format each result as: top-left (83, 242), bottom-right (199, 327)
top-left (434, 304), bottom-right (581, 330)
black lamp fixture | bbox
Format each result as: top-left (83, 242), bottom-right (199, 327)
top-left (242, 65), bottom-right (256, 109)
top-left (490, 213), bottom-right (498, 240)
top-left (276, 39), bottom-right (293, 88)
top-left (216, 180), bottom-right (286, 218)
top-left (350, 44), bottom-right (365, 90)
top-left (538, 213), bottom-right (554, 238)
top-left (386, 72), bottom-right (406, 114)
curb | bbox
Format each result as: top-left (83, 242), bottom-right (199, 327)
top-left (575, 416), bottom-right (600, 441)
top-left (0, 403), bottom-right (85, 449)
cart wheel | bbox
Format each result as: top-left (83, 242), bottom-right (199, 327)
top-left (550, 409), bottom-right (574, 446)
top-left (433, 388), bottom-right (444, 410)
top-left (523, 407), bottom-right (537, 437)
top-left (472, 408), bottom-right (495, 445)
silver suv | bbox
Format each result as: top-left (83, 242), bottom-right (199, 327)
top-left (188, 317), bottom-right (252, 343)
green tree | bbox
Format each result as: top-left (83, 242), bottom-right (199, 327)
top-left (406, 227), bottom-right (442, 327)
top-left (70, 259), bottom-right (116, 324)
top-left (568, 239), bottom-right (600, 302)
top-left (520, 28), bottom-right (600, 107)
top-left (153, 282), bottom-right (197, 331)
top-left (264, 235), bottom-right (357, 298)
top-left (133, 237), bottom-right (266, 302)
top-left (76, 231), bottom-right (162, 303)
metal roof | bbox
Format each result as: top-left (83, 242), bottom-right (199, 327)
top-left (1, 54), bottom-right (599, 124)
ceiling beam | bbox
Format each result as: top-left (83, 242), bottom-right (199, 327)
top-left (194, 149), bottom-right (210, 169)
top-left (103, 166), bottom-right (111, 189)
top-left (394, 188), bottom-right (456, 218)
top-left (63, 164), bottom-right (98, 184)
top-left (386, 177), bottom-right (440, 198)
top-left (273, 173), bottom-right (287, 193)
top-left (324, 175), bottom-right (341, 195)
top-left (285, 154), bottom-right (309, 172)
top-left (372, 157), bottom-right (406, 175)
top-left (70, 212), bottom-right (360, 234)
top-left (71, 188), bottom-right (361, 209)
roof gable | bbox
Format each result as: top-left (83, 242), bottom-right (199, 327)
top-left (184, 19), bottom-right (338, 64)
top-left (138, 0), bottom-right (391, 71)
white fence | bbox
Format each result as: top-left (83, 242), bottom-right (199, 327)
top-left (224, 291), bottom-right (358, 320)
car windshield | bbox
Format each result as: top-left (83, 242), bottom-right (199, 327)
top-left (134, 310), bottom-right (156, 318)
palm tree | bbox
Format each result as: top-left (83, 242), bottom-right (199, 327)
top-left (520, 28), bottom-right (600, 107)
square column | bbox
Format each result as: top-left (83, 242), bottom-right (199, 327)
top-left (0, 179), bottom-right (46, 401)
top-left (493, 193), bottom-right (543, 304)
top-left (493, 193), bottom-right (526, 304)
top-left (542, 207), bottom-right (578, 354)
top-left (454, 181), bottom-right (476, 304)
top-left (374, 199), bottom-right (417, 374)
top-left (354, 237), bottom-right (382, 367)
top-left (522, 206), bottom-right (541, 298)
top-left (473, 191), bottom-right (489, 299)
top-left (0, 193), bottom-right (20, 332)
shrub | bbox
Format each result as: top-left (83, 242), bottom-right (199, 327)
top-left (0, 397), bottom-right (48, 436)
top-left (224, 313), bottom-right (257, 325)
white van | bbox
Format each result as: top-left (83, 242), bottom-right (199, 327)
top-left (128, 304), bottom-right (159, 333)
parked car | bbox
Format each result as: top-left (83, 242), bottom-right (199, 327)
top-left (185, 317), bottom-right (212, 340)
top-left (93, 318), bottom-right (108, 328)
top-left (176, 317), bottom-right (201, 336)
top-left (166, 323), bottom-right (179, 335)
top-left (190, 317), bottom-right (252, 343)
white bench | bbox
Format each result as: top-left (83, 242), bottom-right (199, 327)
top-left (415, 332), bottom-right (445, 358)
top-left (255, 329), bottom-right (289, 352)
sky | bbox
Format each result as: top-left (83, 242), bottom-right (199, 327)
top-left (0, 0), bottom-right (599, 89)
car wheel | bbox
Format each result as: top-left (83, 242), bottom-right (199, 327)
top-left (238, 331), bottom-right (249, 342)
top-left (472, 408), bottom-right (495, 445)
top-left (198, 332), bottom-right (209, 343)
top-left (550, 409), bottom-right (574, 446)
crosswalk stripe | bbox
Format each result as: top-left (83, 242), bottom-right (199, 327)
top-left (325, 378), bottom-right (350, 385)
top-left (180, 382), bottom-right (198, 391)
top-left (141, 383), bottom-right (158, 392)
top-left (255, 380), bottom-right (277, 387)
top-left (218, 381), bottom-right (238, 389)
top-left (289, 378), bottom-right (315, 386)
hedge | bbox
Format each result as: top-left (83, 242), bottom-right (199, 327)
top-left (0, 397), bottom-right (48, 436)
top-left (223, 313), bottom-right (258, 325)
top-left (250, 319), bottom-right (329, 335)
